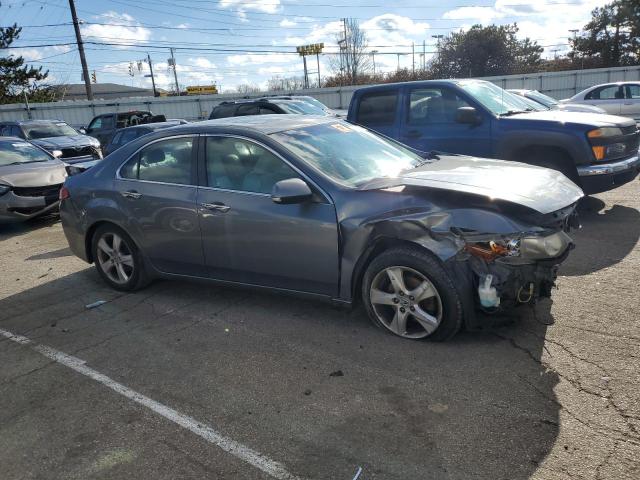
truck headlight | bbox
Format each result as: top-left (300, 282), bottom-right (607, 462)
top-left (588, 127), bottom-right (623, 139)
top-left (520, 231), bottom-right (572, 259)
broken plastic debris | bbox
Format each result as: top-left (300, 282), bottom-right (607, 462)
top-left (85, 300), bottom-right (107, 309)
top-left (352, 466), bottom-right (363, 480)
top-left (478, 274), bottom-right (500, 308)
top-left (329, 370), bottom-right (344, 377)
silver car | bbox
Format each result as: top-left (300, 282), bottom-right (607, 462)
top-left (508, 89), bottom-right (607, 114)
top-left (561, 82), bottom-right (640, 121)
top-left (0, 137), bottom-right (67, 223)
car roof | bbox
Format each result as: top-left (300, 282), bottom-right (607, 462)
top-left (353, 78), bottom-right (488, 93)
top-left (117, 121), bottom-right (184, 132)
top-left (170, 114), bottom-right (337, 135)
top-left (14, 119), bottom-right (67, 125)
top-left (0, 136), bottom-right (27, 143)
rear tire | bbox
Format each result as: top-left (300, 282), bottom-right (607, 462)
top-left (91, 224), bottom-right (149, 291)
top-left (362, 247), bottom-right (463, 341)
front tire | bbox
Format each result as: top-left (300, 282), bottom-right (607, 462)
top-left (362, 247), bottom-right (463, 341)
top-left (91, 225), bottom-right (149, 291)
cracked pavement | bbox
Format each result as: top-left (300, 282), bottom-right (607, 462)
top-left (0, 180), bottom-right (639, 479)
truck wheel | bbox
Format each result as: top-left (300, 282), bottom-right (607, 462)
top-left (362, 247), bottom-right (463, 341)
top-left (520, 148), bottom-right (580, 185)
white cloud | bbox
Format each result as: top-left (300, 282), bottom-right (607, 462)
top-left (280, 19), bottom-right (297, 27)
top-left (218, 0), bottom-right (281, 14)
top-left (441, 0), bottom-right (610, 58)
top-left (227, 52), bottom-right (295, 66)
top-left (81, 12), bottom-right (151, 49)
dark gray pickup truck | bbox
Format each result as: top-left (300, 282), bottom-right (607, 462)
top-left (347, 79), bottom-right (640, 194)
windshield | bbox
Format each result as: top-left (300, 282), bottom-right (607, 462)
top-left (23, 122), bottom-right (78, 139)
top-left (271, 122), bottom-right (423, 187)
top-left (274, 100), bottom-right (328, 115)
top-left (526, 90), bottom-right (558, 108)
top-left (458, 81), bottom-right (534, 115)
top-left (0, 141), bottom-right (52, 166)
top-left (515, 94), bottom-right (548, 111)
top-left (298, 97), bottom-right (330, 111)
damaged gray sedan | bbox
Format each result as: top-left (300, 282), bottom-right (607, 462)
top-left (60, 116), bottom-right (583, 340)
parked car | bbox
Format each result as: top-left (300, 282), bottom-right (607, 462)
top-left (347, 79), bottom-right (640, 194)
top-left (209, 98), bottom-right (330, 119)
top-left (104, 121), bottom-right (187, 156)
top-left (508, 89), bottom-right (607, 114)
top-left (259, 95), bottom-right (341, 116)
top-left (561, 82), bottom-right (640, 121)
top-left (0, 137), bottom-right (67, 223)
top-left (0, 120), bottom-right (102, 165)
top-left (60, 115), bottom-right (582, 341)
top-left (85, 111), bottom-right (158, 147)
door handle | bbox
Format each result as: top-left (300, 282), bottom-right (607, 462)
top-left (406, 130), bottom-right (422, 138)
top-left (201, 202), bottom-right (230, 212)
top-left (121, 190), bottom-right (141, 199)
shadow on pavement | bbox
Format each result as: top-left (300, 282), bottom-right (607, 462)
top-left (0, 215), bottom-right (60, 239)
top-left (561, 197), bottom-right (640, 276)
top-left (0, 267), bottom-right (559, 480)
top-left (26, 247), bottom-right (72, 261)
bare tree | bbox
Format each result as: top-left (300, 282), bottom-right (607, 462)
top-left (235, 83), bottom-right (262, 95)
top-left (330, 18), bottom-right (371, 85)
top-left (266, 75), bottom-right (306, 91)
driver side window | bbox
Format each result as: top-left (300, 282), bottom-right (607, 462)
top-left (408, 88), bottom-right (470, 125)
top-left (205, 137), bottom-right (299, 194)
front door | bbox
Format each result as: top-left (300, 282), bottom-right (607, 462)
top-left (114, 135), bottom-right (205, 276)
top-left (197, 135), bottom-right (339, 296)
top-left (584, 85), bottom-right (623, 115)
top-left (622, 84), bottom-right (640, 122)
top-left (399, 86), bottom-right (492, 157)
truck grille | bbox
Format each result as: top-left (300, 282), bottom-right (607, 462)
top-left (60, 146), bottom-right (99, 159)
top-left (12, 184), bottom-right (62, 200)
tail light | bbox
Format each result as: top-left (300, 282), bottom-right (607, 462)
top-left (59, 186), bottom-right (70, 201)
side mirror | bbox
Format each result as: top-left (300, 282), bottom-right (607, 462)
top-left (77, 128), bottom-right (87, 134)
top-left (271, 178), bottom-right (312, 204)
top-left (51, 150), bottom-right (63, 158)
top-left (455, 106), bottom-right (481, 125)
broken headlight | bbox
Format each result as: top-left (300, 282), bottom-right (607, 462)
top-left (465, 231), bottom-right (572, 261)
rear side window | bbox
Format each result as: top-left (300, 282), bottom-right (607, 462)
top-left (121, 129), bottom-right (140, 144)
top-left (626, 84), bottom-right (640, 99)
top-left (119, 137), bottom-right (194, 185)
top-left (236, 104), bottom-right (259, 116)
top-left (356, 91), bottom-right (398, 126)
top-left (585, 85), bottom-right (622, 100)
top-left (210, 104), bottom-right (237, 119)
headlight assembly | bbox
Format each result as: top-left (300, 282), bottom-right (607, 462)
top-left (520, 231), bottom-right (572, 259)
top-left (588, 127), bottom-right (623, 139)
top-left (0, 184), bottom-right (10, 196)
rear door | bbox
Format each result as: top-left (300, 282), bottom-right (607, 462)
top-left (352, 89), bottom-right (400, 139)
top-left (399, 85), bottom-right (492, 156)
top-left (196, 135), bottom-right (339, 295)
top-left (115, 134), bottom-right (205, 276)
top-left (622, 84), bottom-right (640, 121)
top-left (583, 85), bottom-right (623, 115)
top-left (86, 115), bottom-right (115, 146)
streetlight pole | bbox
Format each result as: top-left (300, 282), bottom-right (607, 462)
top-left (370, 50), bottom-right (378, 76)
top-left (432, 34), bottom-right (444, 64)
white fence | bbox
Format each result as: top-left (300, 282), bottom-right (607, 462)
top-left (1, 65), bottom-right (639, 125)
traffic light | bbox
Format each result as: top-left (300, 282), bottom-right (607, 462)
top-left (91, 70), bottom-right (97, 83)
top-left (128, 63), bottom-right (134, 76)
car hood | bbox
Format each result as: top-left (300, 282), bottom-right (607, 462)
top-left (359, 155), bottom-right (583, 215)
top-left (555, 103), bottom-right (607, 114)
top-left (0, 160), bottom-right (67, 187)
top-left (30, 135), bottom-right (98, 149)
top-left (505, 109), bottom-right (636, 128)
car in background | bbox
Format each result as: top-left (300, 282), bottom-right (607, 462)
top-left (508, 89), bottom-right (607, 114)
top-left (347, 79), bottom-right (640, 194)
top-left (209, 97), bottom-right (330, 119)
top-left (104, 120), bottom-right (188, 156)
top-left (561, 82), bottom-right (640, 121)
top-left (60, 115), bottom-right (582, 341)
top-left (0, 120), bottom-right (102, 165)
top-left (0, 137), bottom-right (67, 223)
top-left (259, 95), bottom-right (342, 116)
top-left (85, 110), bottom-right (160, 147)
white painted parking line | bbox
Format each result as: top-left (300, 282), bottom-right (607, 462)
top-left (0, 328), bottom-right (304, 480)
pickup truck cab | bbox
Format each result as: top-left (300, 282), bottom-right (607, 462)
top-left (347, 79), bottom-right (640, 194)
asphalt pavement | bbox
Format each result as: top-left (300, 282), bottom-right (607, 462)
top-left (1, 180), bottom-right (639, 479)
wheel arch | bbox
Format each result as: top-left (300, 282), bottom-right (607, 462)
top-left (84, 220), bottom-right (135, 263)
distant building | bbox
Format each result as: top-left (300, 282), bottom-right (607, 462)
top-left (53, 83), bottom-right (167, 101)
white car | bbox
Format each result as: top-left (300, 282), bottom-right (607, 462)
top-left (562, 82), bottom-right (640, 122)
top-left (508, 89), bottom-right (606, 114)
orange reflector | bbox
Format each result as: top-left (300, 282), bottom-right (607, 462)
top-left (588, 129), bottom-right (603, 138)
top-left (592, 145), bottom-right (605, 160)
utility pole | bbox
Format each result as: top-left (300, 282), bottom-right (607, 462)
top-left (147, 53), bottom-right (158, 97)
top-left (422, 40), bottom-right (426, 70)
top-left (169, 48), bottom-right (180, 95)
top-left (68, 0), bottom-right (93, 100)
top-left (342, 18), bottom-right (349, 81)
top-left (302, 55), bottom-right (309, 88)
top-left (370, 50), bottom-right (378, 76)
top-left (412, 42), bottom-right (415, 75)
top-left (316, 52), bottom-right (321, 88)
top-left (397, 53), bottom-right (401, 72)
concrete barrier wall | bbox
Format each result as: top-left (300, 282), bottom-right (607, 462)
top-left (1, 65), bottom-right (639, 124)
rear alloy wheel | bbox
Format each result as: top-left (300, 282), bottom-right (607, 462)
top-left (92, 225), bottom-right (147, 291)
top-left (362, 247), bottom-right (463, 341)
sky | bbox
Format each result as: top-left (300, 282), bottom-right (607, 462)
top-left (1, 0), bottom-right (610, 93)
